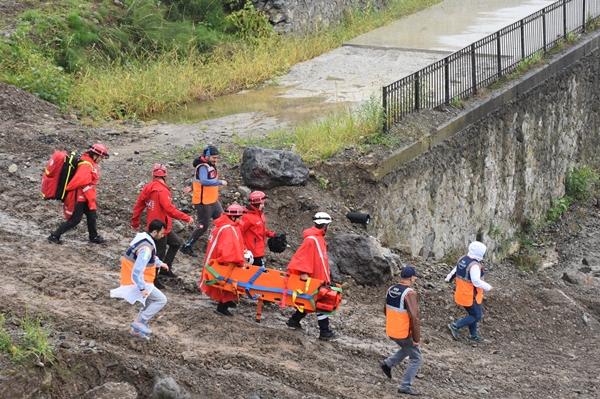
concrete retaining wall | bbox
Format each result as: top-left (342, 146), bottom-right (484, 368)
top-left (371, 30), bottom-right (600, 260)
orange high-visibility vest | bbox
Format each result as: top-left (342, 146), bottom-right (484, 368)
top-left (385, 283), bottom-right (413, 339)
top-left (192, 162), bottom-right (219, 205)
top-left (120, 237), bottom-right (157, 285)
top-left (454, 256), bottom-right (485, 307)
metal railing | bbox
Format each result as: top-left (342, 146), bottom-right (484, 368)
top-left (383, 0), bottom-right (600, 132)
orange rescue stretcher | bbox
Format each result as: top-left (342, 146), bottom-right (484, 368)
top-left (201, 259), bottom-right (343, 322)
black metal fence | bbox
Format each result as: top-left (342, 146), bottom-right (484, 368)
top-left (382, 0), bottom-right (600, 132)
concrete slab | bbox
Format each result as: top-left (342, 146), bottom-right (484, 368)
top-left (345, 0), bottom-right (556, 52)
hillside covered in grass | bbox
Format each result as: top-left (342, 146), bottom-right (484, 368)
top-left (0, 0), bottom-right (441, 120)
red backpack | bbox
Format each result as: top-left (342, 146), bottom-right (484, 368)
top-left (41, 150), bottom-right (80, 201)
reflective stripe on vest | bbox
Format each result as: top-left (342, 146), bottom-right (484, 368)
top-left (120, 237), bottom-right (157, 285)
top-left (385, 284), bottom-right (413, 339)
top-left (192, 163), bottom-right (219, 205)
top-left (454, 256), bottom-right (485, 306)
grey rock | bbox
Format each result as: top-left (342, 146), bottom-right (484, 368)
top-left (150, 377), bottom-right (190, 399)
top-left (171, 219), bottom-right (186, 234)
top-left (562, 269), bottom-right (586, 285)
top-left (8, 164), bottom-right (17, 173)
top-left (238, 185), bottom-right (252, 199)
top-left (240, 147), bottom-right (309, 189)
top-left (81, 382), bottom-right (137, 399)
top-left (328, 234), bottom-right (393, 286)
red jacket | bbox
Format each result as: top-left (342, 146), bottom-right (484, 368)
top-left (131, 179), bottom-right (192, 234)
top-left (63, 153), bottom-right (99, 218)
top-left (200, 214), bottom-right (245, 303)
top-left (240, 206), bottom-right (275, 258)
top-left (287, 226), bottom-right (330, 282)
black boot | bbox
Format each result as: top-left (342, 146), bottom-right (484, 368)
top-left (159, 267), bottom-right (178, 278)
top-left (154, 277), bottom-right (165, 290)
top-left (318, 317), bottom-right (339, 340)
top-left (215, 302), bottom-right (233, 316)
top-left (286, 310), bottom-right (306, 329)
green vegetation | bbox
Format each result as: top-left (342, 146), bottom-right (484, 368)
top-left (0, 306), bottom-right (55, 365)
top-left (235, 94), bottom-right (390, 161)
top-left (565, 165), bottom-right (599, 200)
top-left (545, 165), bottom-right (599, 221)
top-left (509, 235), bottom-right (543, 273)
top-left (509, 165), bottom-right (599, 273)
top-left (0, 0), bottom-right (441, 120)
top-left (490, 51), bottom-right (544, 89)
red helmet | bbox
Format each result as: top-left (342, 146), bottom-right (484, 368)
top-left (153, 163), bottom-right (167, 177)
top-left (224, 204), bottom-right (246, 217)
top-left (249, 191), bottom-right (268, 205)
top-left (90, 143), bottom-right (109, 158)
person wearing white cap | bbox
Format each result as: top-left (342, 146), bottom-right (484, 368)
top-left (445, 241), bottom-right (494, 341)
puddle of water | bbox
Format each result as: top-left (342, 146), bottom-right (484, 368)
top-left (153, 85), bottom-right (352, 125)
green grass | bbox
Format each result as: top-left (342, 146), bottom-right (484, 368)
top-left (0, 305), bottom-right (55, 365)
top-left (235, 94), bottom-right (389, 161)
top-left (1, 0), bottom-right (442, 120)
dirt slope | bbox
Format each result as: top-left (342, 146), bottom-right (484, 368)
top-left (1, 82), bottom-right (600, 399)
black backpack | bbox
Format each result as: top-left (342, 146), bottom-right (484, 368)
top-left (268, 233), bottom-right (288, 253)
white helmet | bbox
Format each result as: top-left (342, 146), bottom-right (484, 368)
top-left (313, 212), bottom-right (333, 225)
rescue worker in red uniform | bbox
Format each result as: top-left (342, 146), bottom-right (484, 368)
top-left (240, 191), bottom-right (276, 266)
top-left (199, 204), bottom-right (247, 316)
top-left (446, 241), bottom-right (494, 341)
top-left (110, 219), bottom-right (170, 339)
top-left (380, 266), bottom-right (423, 396)
top-left (285, 212), bottom-right (339, 340)
top-left (180, 145), bottom-right (227, 258)
top-left (131, 164), bottom-right (194, 288)
top-left (48, 143), bottom-right (108, 245)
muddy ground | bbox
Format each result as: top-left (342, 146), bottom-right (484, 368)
top-left (1, 80), bottom-right (600, 399)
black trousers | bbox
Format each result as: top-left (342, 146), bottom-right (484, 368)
top-left (187, 201), bottom-right (223, 244)
top-left (290, 309), bottom-right (331, 332)
top-left (155, 230), bottom-right (182, 268)
top-left (53, 201), bottom-right (98, 240)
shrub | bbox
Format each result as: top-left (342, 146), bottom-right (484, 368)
top-left (565, 165), bottom-right (598, 200)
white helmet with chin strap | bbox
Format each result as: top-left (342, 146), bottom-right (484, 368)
top-left (313, 212), bottom-right (332, 225)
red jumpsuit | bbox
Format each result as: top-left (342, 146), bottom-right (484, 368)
top-left (131, 178), bottom-right (192, 234)
top-left (240, 206), bottom-right (275, 258)
top-left (199, 214), bottom-right (245, 303)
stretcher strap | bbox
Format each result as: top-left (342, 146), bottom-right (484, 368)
top-left (245, 266), bottom-right (265, 299)
top-left (291, 278), bottom-right (319, 312)
top-left (203, 264), bottom-right (220, 285)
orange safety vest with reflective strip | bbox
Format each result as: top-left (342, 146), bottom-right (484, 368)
top-left (385, 283), bottom-right (413, 339)
top-left (120, 237), bottom-right (157, 285)
top-left (454, 256), bottom-right (485, 307)
top-left (192, 162), bottom-right (219, 205)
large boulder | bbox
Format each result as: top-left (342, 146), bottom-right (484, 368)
top-left (150, 377), bottom-right (190, 399)
top-left (240, 147), bottom-right (309, 189)
top-left (328, 234), bottom-right (395, 286)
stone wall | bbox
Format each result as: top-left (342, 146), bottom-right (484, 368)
top-left (370, 33), bottom-right (600, 260)
top-left (251, 0), bottom-right (386, 33)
